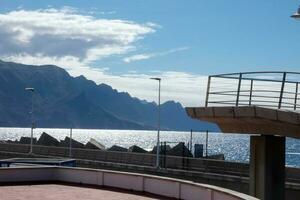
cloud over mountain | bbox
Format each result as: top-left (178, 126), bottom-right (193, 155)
top-left (0, 8), bottom-right (156, 67)
top-left (0, 8), bottom-right (206, 107)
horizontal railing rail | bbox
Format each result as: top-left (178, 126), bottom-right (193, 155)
top-left (205, 71), bottom-right (300, 110)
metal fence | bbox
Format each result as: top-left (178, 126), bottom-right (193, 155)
top-left (205, 71), bottom-right (300, 110)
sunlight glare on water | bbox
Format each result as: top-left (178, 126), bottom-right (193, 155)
top-left (0, 127), bottom-right (299, 167)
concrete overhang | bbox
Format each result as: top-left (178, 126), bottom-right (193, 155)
top-left (186, 106), bottom-right (300, 138)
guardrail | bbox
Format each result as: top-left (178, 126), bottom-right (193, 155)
top-left (0, 143), bottom-right (249, 176)
top-left (205, 71), bottom-right (300, 110)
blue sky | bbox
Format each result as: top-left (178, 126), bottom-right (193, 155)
top-left (0, 1), bottom-right (300, 105)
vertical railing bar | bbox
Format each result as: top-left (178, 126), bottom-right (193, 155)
top-left (236, 73), bottom-right (243, 106)
top-left (294, 82), bottom-right (299, 110)
top-left (190, 129), bottom-right (193, 152)
top-left (278, 72), bottom-right (287, 109)
top-left (205, 130), bottom-right (208, 158)
top-left (205, 76), bottom-right (211, 107)
top-left (249, 79), bottom-right (253, 106)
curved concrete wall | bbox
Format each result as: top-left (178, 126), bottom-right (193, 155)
top-left (0, 166), bottom-right (257, 200)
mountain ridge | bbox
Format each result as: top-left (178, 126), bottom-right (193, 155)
top-left (0, 60), bottom-right (219, 131)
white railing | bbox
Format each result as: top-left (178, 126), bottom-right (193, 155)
top-left (205, 71), bottom-right (300, 110)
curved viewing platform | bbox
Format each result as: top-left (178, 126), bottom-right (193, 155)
top-left (0, 166), bottom-right (257, 200)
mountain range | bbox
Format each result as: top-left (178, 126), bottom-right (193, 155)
top-left (0, 60), bottom-right (219, 131)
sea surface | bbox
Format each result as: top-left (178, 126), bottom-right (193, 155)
top-left (0, 127), bottom-right (299, 167)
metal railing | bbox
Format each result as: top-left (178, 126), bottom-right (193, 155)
top-left (205, 71), bottom-right (300, 110)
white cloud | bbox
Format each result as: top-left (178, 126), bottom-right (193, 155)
top-left (123, 47), bottom-right (189, 63)
top-left (0, 8), bottom-right (156, 66)
top-left (68, 68), bottom-right (209, 107)
top-left (4, 54), bottom-right (86, 70)
top-left (123, 54), bottom-right (151, 63)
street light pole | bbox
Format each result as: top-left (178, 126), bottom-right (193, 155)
top-left (25, 87), bottom-right (35, 154)
top-left (69, 128), bottom-right (73, 157)
top-left (150, 77), bottom-right (161, 169)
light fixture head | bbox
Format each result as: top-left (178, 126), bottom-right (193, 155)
top-left (25, 87), bottom-right (35, 92)
top-left (291, 6), bottom-right (300, 19)
top-left (150, 77), bottom-right (161, 81)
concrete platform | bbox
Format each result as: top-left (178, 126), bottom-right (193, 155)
top-left (186, 105), bottom-right (298, 200)
top-left (0, 184), bottom-right (165, 200)
top-left (186, 106), bottom-right (300, 138)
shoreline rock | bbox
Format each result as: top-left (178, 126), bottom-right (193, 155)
top-left (128, 145), bottom-right (148, 153)
top-left (85, 138), bottom-right (105, 150)
top-left (59, 136), bottom-right (84, 148)
top-left (37, 132), bottom-right (59, 146)
top-left (107, 145), bottom-right (128, 152)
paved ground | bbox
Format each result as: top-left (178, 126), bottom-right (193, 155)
top-left (0, 184), bottom-right (166, 200)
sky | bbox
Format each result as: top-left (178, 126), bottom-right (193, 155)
top-left (0, 0), bottom-right (300, 106)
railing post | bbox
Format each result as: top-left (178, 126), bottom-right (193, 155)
top-left (294, 82), bottom-right (299, 110)
top-left (278, 72), bottom-right (287, 109)
top-left (205, 130), bottom-right (208, 158)
top-left (249, 79), bottom-right (253, 106)
top-left (190, 129), bottom-right (193, 151)
top-left (205, 76), bottom-right (211, 107)
top-left (236, 73), bottom-right (243, 106)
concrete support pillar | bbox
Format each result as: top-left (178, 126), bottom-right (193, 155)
top-left (249, 135), bottom-right (285, 200)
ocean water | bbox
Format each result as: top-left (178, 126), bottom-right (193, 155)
top-left (0, 127), bottom-right (299, 167)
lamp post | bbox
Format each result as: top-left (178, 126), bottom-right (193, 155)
top-left (69, 128), bottom-right (72, 157)
top-left (25, 87), bottom-right (35, 154)
top-left (150, 77), bottom-right (161, 169)
top-left (291, 6), bottom-right (300, 19)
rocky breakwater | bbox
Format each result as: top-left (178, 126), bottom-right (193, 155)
top-left (1, 132), bottom-right (224, 160)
